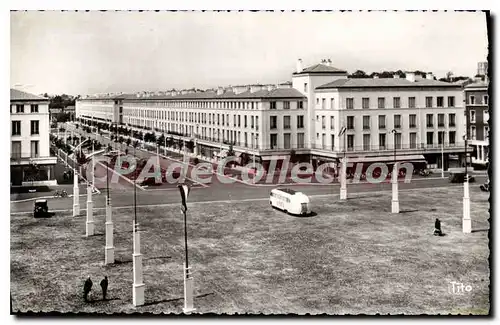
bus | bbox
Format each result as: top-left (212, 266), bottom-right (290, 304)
top-left (270, 188), bottom-right (311, 216)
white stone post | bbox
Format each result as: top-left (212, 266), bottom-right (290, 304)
top-left (105, 198), bottom-right (115, 264)
top-left (340, 157), bottom-right (347, 200)
top-left (463, 177), bottom-right (471, 233)
top-left (133, 222), bottom-right (145, 306)
top-left (73, 172), bottom-right (80, 216)
top-left (391, 162), bottom-right (400, 214)
top-left (183, 267), bottom-right (196, 313)
top-left (86, 184), bottom-right (94, 236)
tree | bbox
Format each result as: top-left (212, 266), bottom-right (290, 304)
top-left (349, 70), bottom-right (368, 78)
top-left (290, 149), bottom-right (298, 164)
top-left (186, 140), bottom-right (195, 152)
top-left (157, 133), bottom-right (165, 148)
top-left (126, 137), bottom-right (132, 147)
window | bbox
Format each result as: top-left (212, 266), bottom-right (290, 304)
top-left (438, 131), bottom-right (445, 145)
top-left (426, 114), bottom-right (433, 127)
top-left (321, 116), bottom-right (326, 129)
top-left (409, 114), bottom-right (417, 128)
top-left (379, 134), bottom-right (386, 150)
top-left (395, 133), bottom-right (402, 149)
top-left (362, 98), bottom-right (370, 109)
top-left (363, 134), bottom-right (371, 151)
top-left (30, 140), bottom-right (39, 158)
top-left (284, 101), bottom-right (290, 110)
top-left (484, 111), bottom-right (489, 124)
top-left (410, 133), bottom-right (417, 149)
top-left (426, 132), bottom-right (434, 146)
top-left (270, 134), bottom-right (278, 149)
top-left (470, 126), bottom-right (476, 140)
top-left (16, 104), bottom-right (24, 113)
top-left (379, 115), bottom-right (386, 129)
top-left (222, 114), bottom-right (225, 125)
top-left (484, 126), bottom-right (489, 139)
top-left (409, 97), bottom-right (416, 108)
top-left (244, 116), bottom-right (247, 128)
top-left (270, 116), bottom-right (277, 129)
top-left (11, 121), bottom-right (21, 136)
top-left (438, 114), bottom-right (445, 127)
top-left (270, 102), bottom-right (277, 109)
top-left (347, 135), bottom-right (354, 151)
top-left (226, 114), bottom-right (229, 126)
top-left (30, 104), bottom-right (39, 113)
top-left (330, 98), bottom-right (334, 109)
top-left (378, 97), bottom-right (385, 109)
top-left (484, 95), bottom-right (489, 105)
top-left (298, 101), bottom-right (304, 109)
top-left (347, 116), bottom-right (355, 130)
top-left (304, 83), bottom-right (308, 93)
top-left (331, 135), bottom-right (335, 150)
top-left (321, 98), bottom-right (325, 109)
top-left (448, 96), bottom-right (455, 107)
top-left (238, 115), bottom-right (241, 127)
top-left (449, 113), bottom-right (456, 127)
top-left (322, 134), bottom-right (326, 149)
top-left (394, 115), bottom-right (401, 128)
top-left (284, 116), bottom-right (291, 129)
top-left (297, 115), bottom-right (304, 128)
top-left (346, 98), bottom-right (354, 109)
top-left (437, 97), bottom-right (444, 107)
top-left (449, 131), bottom-right (456, 145)
top-left (30, 120), bottom-right (39, 135)
top-left (330, 116), bottom-right (334, 130)
top-left (11, 141), bottom-right (21, 159)
top-left (233, 114), bottom-right (236, 126)
top-left (217, 114), bottom-right (220, 125)
top-left (251, 116), bottom-right (255, 129)
top-left (284, 133), bottom-right (291, 149)
top-left (297, 133), bottom-right (305, 149)
top-left (393, 97), bottom-right (401, 109)
top-left (469, 96), bottom-right (476, 105)
top-left (470, 110), bottom-right (476, 123)
top-left (425, 97), bottom-right (433, 108)
top-left (363, 116), bottom-right (370, 130)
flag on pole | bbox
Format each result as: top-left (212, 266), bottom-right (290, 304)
top-left (338, 126), bottom-right (346, 137)
top-left (178, 184), bottom-right (191, 212)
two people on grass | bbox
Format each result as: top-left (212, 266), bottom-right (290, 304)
top-left (83, 276), bottom-right (108, 302)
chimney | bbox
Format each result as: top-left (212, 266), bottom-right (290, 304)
top-left (296, 59), bottom-right (303, 73)
top-left (216, 87), bottom-right (224, 95)
top-left (405, 72), bottom-right (416, 82)
top-left (426, 72), bottom-right (434, 80)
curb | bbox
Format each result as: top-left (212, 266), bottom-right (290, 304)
top-left (10, 191), bottom-right (100, 204)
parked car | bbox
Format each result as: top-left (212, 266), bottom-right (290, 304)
top-left (480, 179), bottom-right (490, 192)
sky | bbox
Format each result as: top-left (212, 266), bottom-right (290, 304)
top-left (10, 10), bottom-right (489, 96)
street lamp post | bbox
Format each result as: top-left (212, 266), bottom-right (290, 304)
top-left (105, 140), bottom-right (115, 264)
top-left (441, 132), bottom-right (445, 178)
top-left (86, 140), bottom-right (95, 236)
top-left (391, 129), bottom-right (399, 214)
top-left (178, 184), bottom-right (195, 313)
top-left (463, 134), bottom-right (471, 233)
top-left (132, 144), bottom-right (145, 306)
top-left (339, 125), bottom-right (347, 200)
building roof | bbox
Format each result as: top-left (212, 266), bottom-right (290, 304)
top-left (316, 77), bottom-right (462, 90)
top-left (293, 63), bottom-right (347, 75)
top-left (10, 88), bottom-right (48, 101)
top-left (82, 88), bottom-right (306, 101)
top-left (465, 81), bottom-right (489, 90)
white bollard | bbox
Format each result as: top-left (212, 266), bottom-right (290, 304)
top-left (391, 163), bottom-right (400, 214)
top-left (105, 199), bottom-right (115, 264)
top-left (73, 172), bottom-right (80, 216)
top-left (132, 223), bottom-right (145, 306)
top-left (463, 178), bottom-right (471, 233)
top-left (183, 267), bottom-right (196, 313)
top-left (340, 158), bottom-right (347, 200)
top-left (86, 184), bottom-right (94, 236)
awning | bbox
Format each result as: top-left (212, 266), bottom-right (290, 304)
top-left (345, 154), bottom-right (426, 164)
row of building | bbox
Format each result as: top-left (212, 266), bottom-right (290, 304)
top-left (10, 59), bottom-right (489, 185)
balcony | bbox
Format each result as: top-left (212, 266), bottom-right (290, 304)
top-left (11, 153), bottom-right (57, 166)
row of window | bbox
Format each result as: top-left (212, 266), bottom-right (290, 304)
top-left (344, 113), bottom-right (457, 130)
top-left (11, 140), bottom-right (39, 158)
top-left (316, 96), bottom-right (457, 110)
top-left (10, 104), bottom-right (39, 114)
top-left (269, 116), bottom-right (305, 130)
top-left (468, 95), bottom-right (489, 105)
top-left (11, 120), bottom-right (40, 136)
top-left (469, 110), bottom-right (489, 123)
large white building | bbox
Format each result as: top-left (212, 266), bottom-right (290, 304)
top-left (76, 59), bottom-right (467, 170)
top-left (10, 89), bottom-right (57, 186)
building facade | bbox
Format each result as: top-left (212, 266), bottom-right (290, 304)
top-left (464, 81), bottom-right (489, 168)
top-left (76, 59), bottom-right (468, 170)
top-left (10, 89), bottom-right (57, 186)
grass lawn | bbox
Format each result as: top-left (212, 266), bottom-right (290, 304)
top-left (11, 186), bottom-right (490, 315)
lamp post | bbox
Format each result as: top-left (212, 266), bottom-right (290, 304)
top-left (86, 140), bottom-right (95, 236)
top-left (441, 132), bottom-right (445, 178)
top-left (391, 129), bottom-right (399, 214)
top-left (339, 125), bottom-right (347, 200)
top-left (132, 143), bottom-right (145, 306)
top-left (463, 133), bottom-right (471, 233)
top-left (105, 140), bottom-right (115, 264)
top-left (178, 184), bottom-right (195, 313)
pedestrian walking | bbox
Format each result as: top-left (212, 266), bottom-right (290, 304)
top-left (83, 276), bottom-right (93, 302)
top-left (100, 276), bottom-right (108, 301)
top-left (434, 218), bottom-right (443, 236)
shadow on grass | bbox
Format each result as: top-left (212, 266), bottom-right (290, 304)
top-left (86, 297), bottom-right (121, 304)
top-left (290, 211), bottom-right (318, 218)
top-left (105, 256), bottom-right (172, 266)
top-left (472, 228), bottom-right (489, 233)
top-left (142, 292), bottom-right (214, 307)
top-left (400, 209), bottom-right (419, 214)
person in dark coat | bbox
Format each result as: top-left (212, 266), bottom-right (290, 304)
top-left (100, 276), bottom-right (108, 301)
top-left (83, 276), bottom-right (93, 302)
top-left (434, 218), bottom-right (443, 236)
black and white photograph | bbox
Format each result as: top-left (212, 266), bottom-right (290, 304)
top-left (8, 8), bottom-right (491, 316)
